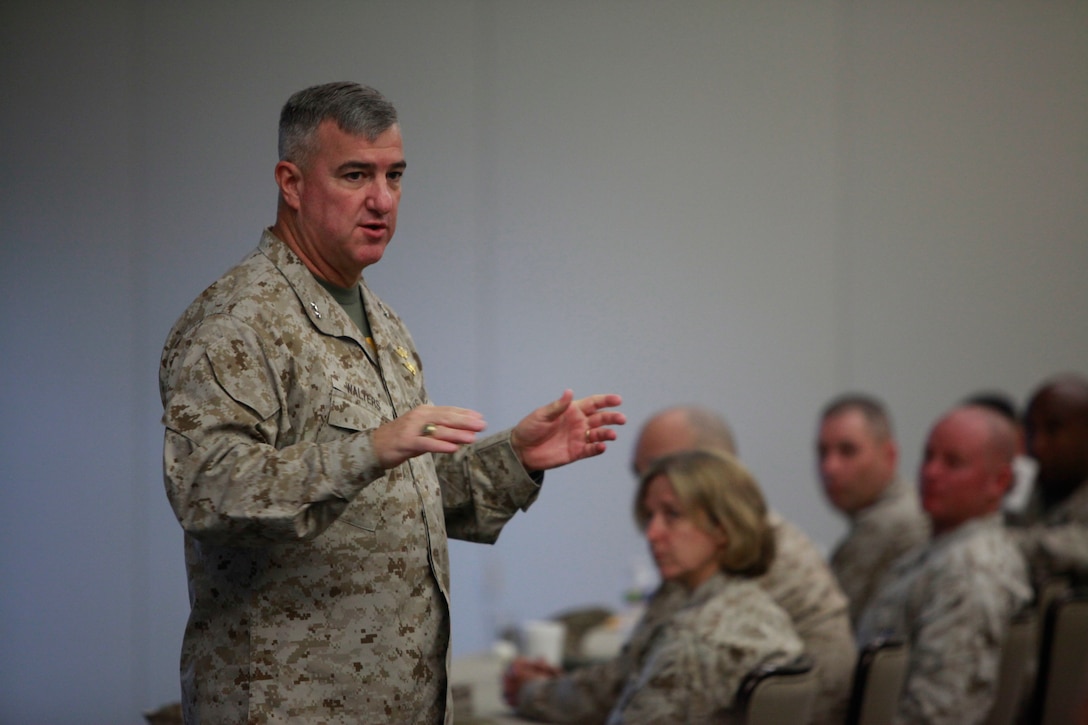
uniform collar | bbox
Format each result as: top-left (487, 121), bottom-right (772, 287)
top-left (258, 229), bottom-right (381, 359)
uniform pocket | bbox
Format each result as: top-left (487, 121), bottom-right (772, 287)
top-left (327, 386), bottom-right (388, 433)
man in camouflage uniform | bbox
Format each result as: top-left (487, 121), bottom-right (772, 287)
top-left (1009, 373), bottom-right (1088, 583)
top-left (857, 405), bottom-right (1032, 725)
top-left (816, 393), bottom-right (929, 624)
top-left (160, 82), bottom-right (625, 724)
top-left (625, 407), bottom-right (856, 725)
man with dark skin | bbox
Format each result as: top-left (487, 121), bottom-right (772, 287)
top-left (1026, 374), bottom-right (1088, 513)
top-left (1012, 373), bottom-right (1088, 583)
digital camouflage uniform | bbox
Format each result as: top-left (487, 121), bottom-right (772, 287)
top-left (515, 572), bottom-right (803, 724)
top-left (1009, 480), bottom-right (1088, 586)
top-left (759, 512), bottom-right (856, 725)
top-left (856, 513), bottom-right (1032, 725)
top-left (830, 478), bottom-right (930, 625)
top-left (160, 231), bottom-right (541, 724)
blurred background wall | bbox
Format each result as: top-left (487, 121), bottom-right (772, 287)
top-left (1, 1), bottom-right (1085, 721)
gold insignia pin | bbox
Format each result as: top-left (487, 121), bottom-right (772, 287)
top-left (394, 346), bottom-right (417, 375)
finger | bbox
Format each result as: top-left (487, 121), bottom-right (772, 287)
top-left (418, 424), bottom-right (479, 445)
top-left (429, 406), bottom-right (486, 425)
top-left (429, 416), bottom-right (487, 434)
top-left (585, 428), bottom-right (618, 445)
top-left (578, 442), bottom-right (607, 458)
top-left (412, 406), bottom-right (487, 434)
top-left (542, 389), bottom-right (575, 420)
top-left (578, 393), bottom-right (623, 413)
top-left (585, 411), bottom-right (627, 429)
top-left (538, 661), bottom-right (564, 677)
top-left (409, 437), bottom-right (462, 457)
top-left (524, 658), bottom-right (556, 676)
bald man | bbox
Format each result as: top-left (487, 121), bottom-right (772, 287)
top-left (633, 406), bottom-right (855, 725)
top-left (1010, 373), bottom-right (1088, 584)
top-left (857, 405), bottom-right (1032, 725)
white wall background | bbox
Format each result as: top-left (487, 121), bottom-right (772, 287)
top-left (2, 1), bottom-right (1085, 722)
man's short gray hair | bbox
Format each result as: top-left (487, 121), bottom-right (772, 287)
top-left (820, 392), bottom-right (894, 442)
top-left (278, 82), bottom-right (399, 166)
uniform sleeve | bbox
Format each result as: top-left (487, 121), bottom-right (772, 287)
top-left (515, 658), bottom-right (626, 724)
top-left (895, 560), bottom-right (1018, 725)
top-left (437, 432), bottom-right (542, 544)
top-left (603, 626), bottom-right (740, 725)
top-left (1011, 523), bottom-right (1088, 584)
top-left (161, 314), bottom-right (386, 546)
top-left (834, 506), bottom-right (929, 624)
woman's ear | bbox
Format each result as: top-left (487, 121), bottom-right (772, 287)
top-left (713, 526), bottom-right (730, 550)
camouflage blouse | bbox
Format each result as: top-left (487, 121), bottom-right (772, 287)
top-left (516, 572), bottom-right (803, 724)
top-left (160, 231), bottom-right (541, 723)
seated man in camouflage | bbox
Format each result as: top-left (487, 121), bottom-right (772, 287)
top-left (1008, 373), bottom-right (1088, 585)
top-left (816, 393), bottom-right (929, 624)
top-left (857, 404), bottom-right (1032, 725)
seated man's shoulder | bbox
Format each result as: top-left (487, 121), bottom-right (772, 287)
top-left (877, 485), bottom-right (929, 532)
top-left (1054, 483), bottom-right (1088, 523)
top-left (940, 521), bottom-right (1022, 569)
top-left (920, 523), bottom-right (1031, 607)
top-left (762, 512), bottom-right (851, 618)
top-left (768, 512), bottom-right (826, 567)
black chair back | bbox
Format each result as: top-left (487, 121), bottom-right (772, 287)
top-left (736, 653), bottom-right (817, 725)
top-left (845, 637), bottom-right (909, 725)
top-left (984, 606), bottom-right (1038, 725)
top-left (1029, 589), bottom-right (1088, 725)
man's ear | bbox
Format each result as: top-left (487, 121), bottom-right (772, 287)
top-left (884, 439), bottom-right (899, 469)
top-left (275, 160), bottom-right (303, 211)
top-left (990, 462), bottom-right (1015, 500)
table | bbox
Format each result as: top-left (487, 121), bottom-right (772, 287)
top-left (450, 650), bottom-right (532, 724)
top-left (449, 621), bottom-right (624, 723)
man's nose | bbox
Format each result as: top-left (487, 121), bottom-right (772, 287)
top-left (919, 459), bottom-right (939, 484)
top-left (366, 182), bottom-right (395, 213)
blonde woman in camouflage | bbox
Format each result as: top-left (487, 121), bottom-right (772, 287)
top-left (505, 449), bottom-right (802, 723)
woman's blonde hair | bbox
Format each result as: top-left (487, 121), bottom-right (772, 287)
top-left (634, 449), bottom-right (775, 577)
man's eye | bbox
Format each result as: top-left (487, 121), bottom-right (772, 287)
top-left (388, 171), bottom-right (403, 182)
top-left (344, 172), bottom-right (364, 181)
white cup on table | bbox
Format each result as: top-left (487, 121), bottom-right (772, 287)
top-left (520, 619), bottom-right (566, 668)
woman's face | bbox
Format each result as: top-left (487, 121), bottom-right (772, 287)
top-left (641, 474), bottom-right (726, 591)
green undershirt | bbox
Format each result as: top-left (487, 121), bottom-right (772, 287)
top-left (315, 276), bottom-right (375, 351)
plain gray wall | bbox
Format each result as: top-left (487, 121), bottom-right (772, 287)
top-left (2, 1), bottom-right (1085, 722)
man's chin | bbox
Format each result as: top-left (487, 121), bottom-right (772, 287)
top-left (355, 244), bottom-right (389, 269)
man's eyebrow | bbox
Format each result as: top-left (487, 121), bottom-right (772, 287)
top-left (336, 160), bottom-right (407, 173)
